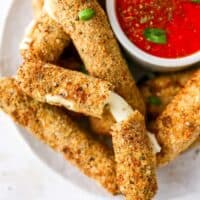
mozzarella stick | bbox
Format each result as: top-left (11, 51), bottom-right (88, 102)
top-left (17, 61), bottom-right (113, 118)
top-left (20, 11), bottom-right (70, 62)
top-left (111, 111), bottom-right (157, 200)
top-left (28, 0), bottom-right (105, 62)
top-left (107, 92), bottom-right (158, 199)
top-left (139, 70), bottom-right (200, 151)
top-left (45, 0), bottom-right (145, 133)
top-left (0, 78), bottom-right (118, 194)
top-left (154, 70), bottom-right (200, 166)
top-left (139, 70), bottom-right (194, 120)
top-left (32, 0), bottom-right (44, 18)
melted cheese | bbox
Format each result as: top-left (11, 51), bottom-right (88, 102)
top-left (108, 92), bottom-right (133, 123)
top-left (108, 92), bottom-right (161, 153)
top-left (20, 37), bottom-right (32, 50)
top-left (44, 0), bottom-right (57, 20)
top-left (25, 20), bottom-right (36, 35)
top-left (147, 132), bottom-right (162, 153)
top-left (45, 95), bottom-right (74, 110)
top-left (19, 20), bottom-right (36, 50)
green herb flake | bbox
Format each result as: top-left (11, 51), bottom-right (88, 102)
top-left (79, 8), bottom-right (95, 21)
top-left (147, 96), bottom-right (162, 106)
top-left (144, 28), bottom-right (167, 44)
top-left (80, 65), bottom-right (88, 74)
top-left (191, 0), bottom-right (200, 2)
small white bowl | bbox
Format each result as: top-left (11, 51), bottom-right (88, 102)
top-left (106, 0), bottom-right (200, 72)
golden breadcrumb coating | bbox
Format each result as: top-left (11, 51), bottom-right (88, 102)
top-left (139, 69), bottom-right (200, 151)
top-left (0, 78), bottom-right (118, 194)
top-left (90, 108), bottom-right (115, 135)
top-left (111, 111), bottom-right (157, 200)
top-left (47, 0), bottom-right (145, 112)
top-left (91, 67), bottom-right (194, 136)
top-left (32, 0), bottom-right (44, 18)
top-left (30, 0), bottom-right (105, 61)
top-left (153, 70), bottom-right (200, 166)
top-left (17, 61), bottom-right (113, 118)
top-left (20, 11), bottom-right (70, 62)
top-left (139, 70), bottom-right (194, 120)
top-left (46, 0), bottom-right (145, 134)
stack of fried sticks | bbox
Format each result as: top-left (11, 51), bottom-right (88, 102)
top-left (0, 0), bottom-right (199, 199)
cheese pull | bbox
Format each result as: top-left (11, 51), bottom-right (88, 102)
top-left (108, 92), bottom-right (161, 154)
top-left (17, 61), bottom-right (113, 118)
top-left (0, 78), bottom-right (118, 194)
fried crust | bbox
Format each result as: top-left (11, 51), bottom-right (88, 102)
top-left (20, 12), bottom-right (70, 62)
top-left (111, 111), bottom-right (157, 200)
top-left (139, 70), bottom-right (194, 121)
top-left (89, 108), bottom-right (115, 135)
top-left (139, 69), bottom-right (200, 151)
top-left (46, 0), bottom-right (145, 134)
top-left (0, 78), bottom-right (118, 194)
top-left (17, 61), bottom-right (113, 118)
top-left (153, 70), bottom-right (200, 166)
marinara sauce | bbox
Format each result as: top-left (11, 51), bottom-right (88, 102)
top-left (116, 0), bottom-right (200, 58)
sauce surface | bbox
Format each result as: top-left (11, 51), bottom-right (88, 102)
top-left (116, 0), bottom-right (200, 58)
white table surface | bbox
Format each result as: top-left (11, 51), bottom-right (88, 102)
top-left (0, 1), bottom-right (100, 200)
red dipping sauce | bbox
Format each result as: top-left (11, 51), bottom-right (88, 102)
top-left (116, 0), bottom-right (200, 58)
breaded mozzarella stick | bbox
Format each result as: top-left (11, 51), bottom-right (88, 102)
top-left (107, 93), bottom-right (158, 199)
top-left (17, 61), bottom-right (113, 118)
top-left (32, 0), bottom-right (44, 18)
top-left (139, 70), bottom-right (200, 151)
top-left (139, 70), bottom-right (194, 120)
top-left (154, 70), bottom-right (200, 166)
top-left (111, 111), bottom-right (157, 200)
top-left (0, 78), bottom-right (118, 194)
top-left (20, 11), bottom-right (70, 62)
top-left (45, 0), bottom-right (145, 132)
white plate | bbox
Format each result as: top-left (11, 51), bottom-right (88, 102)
top-left (0, 0), bottom-right (200, 199)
